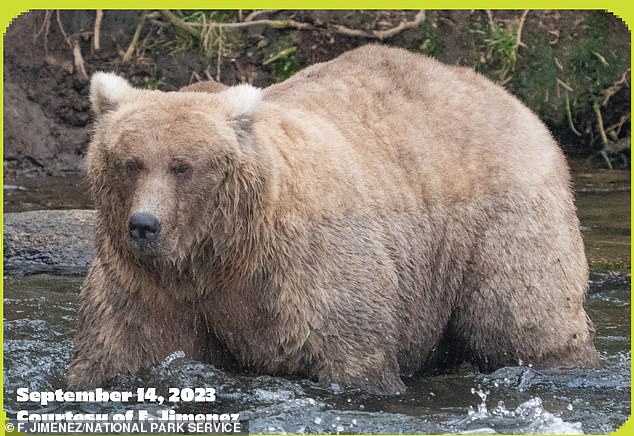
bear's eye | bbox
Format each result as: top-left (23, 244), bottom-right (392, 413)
top-left (170, 161), bottom-right (192, 176)
top-left (122, 159), bottom-right (143, 175)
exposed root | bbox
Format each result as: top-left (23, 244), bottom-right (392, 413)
top-left (331, 10), bottom-right (426, 40)
top-left (216, 26), bottom-right (223, 81)
top-left (160, 10), bottom-right (424, 41)
top-left (93, 10), bottom-right (103, 51)
top-left (244, 10), bottom-right (278, 22)
top-left (123, 12), bottom-right (147, 62)
top-left (606, 112), bottom-right (631, 137)
top-left (565, 92), bottom-right (582, 136)
top-left (515, 10), bottom-right (529, 49)
top-left (73, 39), bottom-right (88, 80)
top-left (594, 100), bottom-right (610, 147)
top-left (34, 10), bottom-right (52, 54)
top-left (602, 68), bottom-right (630, 106)
top-left (56, 10), bottom-right (72, 48)
top-left (161, 10), bottom-right (311, 33)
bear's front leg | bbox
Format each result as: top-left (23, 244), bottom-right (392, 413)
top-left (314, 345), bottom-right (406, 395)
top-left (66, 260), bottom-right (204, 388)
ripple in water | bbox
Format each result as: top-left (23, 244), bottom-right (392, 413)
top-left (3, 273), bottom-right (630, 434)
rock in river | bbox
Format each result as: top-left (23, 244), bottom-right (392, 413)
top-left (4, 209), bottom-right (95, 275)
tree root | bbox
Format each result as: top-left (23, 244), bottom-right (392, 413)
top-left (593, 100), bottom-right (613, 169)
top-left (93, 10), bottom-right (103, 51)
top-left (565, 92), bottom-right (582, 136)
top-left (160, 10), bottom-right (425, 41)
top-left (123, 12), bottom-right (147, 62)
top-left (515, 10), bottom-right (529, 49)
top-left (331, 10), bottom-right (426, 40)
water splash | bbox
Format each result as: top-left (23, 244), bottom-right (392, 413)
top-left (457, 389), bottom-right (584, 434)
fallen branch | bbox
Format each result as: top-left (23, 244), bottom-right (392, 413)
top-left (332, 10), bottom-right (425, 40)
top-left (93, 10), bottom-right (103, 51)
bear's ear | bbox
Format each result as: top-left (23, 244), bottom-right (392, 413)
top-left (218, 84), bottom-right (263, 119)
top-left (90, 72), bottom-right (135, 116)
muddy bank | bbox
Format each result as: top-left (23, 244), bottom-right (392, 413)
top-left (3, 10), bottom-right (630, 177)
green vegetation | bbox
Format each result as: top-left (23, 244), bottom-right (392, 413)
top-left (120, 9), bottom-right (629, 163)
top-left (418, 16), bottom-right (442, 58)
top-left (469, 11), bottom-right (630, 166)
top-left (164, 10), bottom-right (243, 65)
top-left (262, 36), bottom-right (299, 82)
top-left (589, 259), bottom-right (631, 274)
top-left (473, 19), bottom-right (518, 82)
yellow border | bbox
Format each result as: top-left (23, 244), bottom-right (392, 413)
top-left (1, 4), bottom-right (632, 436)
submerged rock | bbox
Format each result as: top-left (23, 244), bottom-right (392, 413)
top-left (4, 209), bottom-right (96, 275)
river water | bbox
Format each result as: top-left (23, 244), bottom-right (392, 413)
top-left (3, 171), bottom-right (631, 434)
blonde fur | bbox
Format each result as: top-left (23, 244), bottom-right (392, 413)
top-left (67, 46), bottom-right (598, 394)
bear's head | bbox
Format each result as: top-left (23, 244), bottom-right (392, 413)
top-left (86, 72), bottom-right (273, 269)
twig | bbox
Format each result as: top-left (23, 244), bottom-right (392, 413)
top-left (601, 68), bottom-right (630, 106)
top-left (123, 12), bottom-right (147, 62)
top-left (245, 10), bottom-right (278, 22)
top-left (216, 26), bottom-right (223, 81)
top-left (93, 10), bottom-right (103, 51)
top-left (263, 47), bottom-right (296, 65)
top-left (331, 10), bottom-right (425, 40)
top-left (485, 10), bottom-right (495, 28)
top-left (515, 10), bottom-right (529, 49)
top-left (606, 112), bottom-right (631, 137)
top-left (592, 51), bottom-right (609, 66)
top-left (556, 78), bottom-right (573, 92)
top-left (593, 99), bottom-right (613, 170)
top-left (565, 92), bottom-right (582, 137)
top-left (160, 10), bottom-right (199, 38)
top-left (73, 39), bottom-right (88, 80)
top-left (34, 10), bottom-right (52, 54)
top-left (594, 100), bottom-right (610, 147)
top-left (161, 10), bottom-right (311, 32)
top-left (56, 10), bottom-right (72, 49)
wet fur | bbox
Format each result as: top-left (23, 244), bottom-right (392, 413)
top-left (67, 45), bottom-right (599, 394)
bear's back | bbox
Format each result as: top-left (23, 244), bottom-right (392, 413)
top-left (261, 45), bottom-right (569, 209)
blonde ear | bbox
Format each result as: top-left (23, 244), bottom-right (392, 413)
top-left (218, 84), bottom-right (263, 118)
top-left (90, 72), bottom-right (135, 116)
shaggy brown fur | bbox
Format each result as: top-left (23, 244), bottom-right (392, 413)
top-left (66, 45), bottom-right (599, 394)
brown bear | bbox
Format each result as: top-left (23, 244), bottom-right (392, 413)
top-left (66, 45), bottom-right (599, 394)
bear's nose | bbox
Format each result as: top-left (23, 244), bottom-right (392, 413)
top-left (128, 212), bottom-right (161, 242)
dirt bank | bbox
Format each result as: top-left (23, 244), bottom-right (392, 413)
top-left (3, 10), bottom-right (630, 178)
